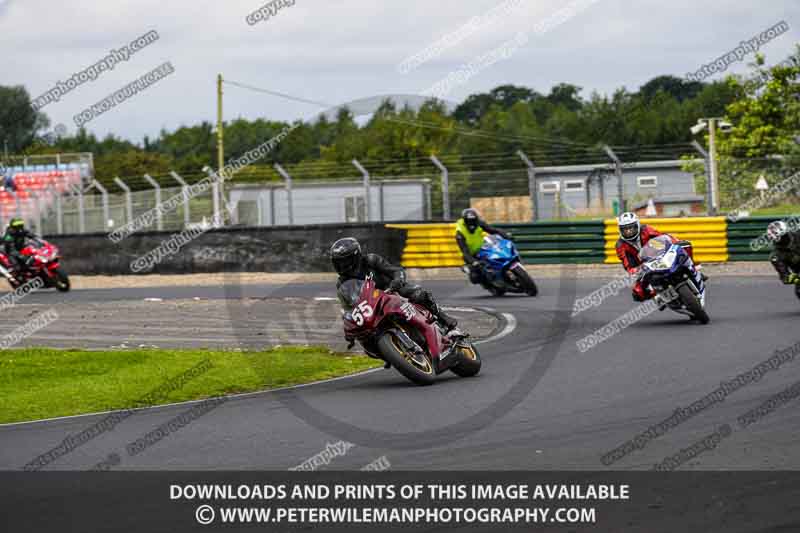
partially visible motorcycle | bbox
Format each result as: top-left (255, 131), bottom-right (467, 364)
top-left (0, 238), bottom-right (70, 292)
top-left (339, 273), bottom-right (481, 385)
top-left (462, 234), bottom-right (538, 297)
top-left (638, 235), bottom-right (708, 324)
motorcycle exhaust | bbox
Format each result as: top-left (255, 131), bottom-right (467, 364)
top-left (0, 264), bottom-right (15, 282)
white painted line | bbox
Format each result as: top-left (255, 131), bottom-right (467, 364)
top-left (314, 297), bottom-right (337, 301)
top-left (475, 313), bottom-right (517, 345)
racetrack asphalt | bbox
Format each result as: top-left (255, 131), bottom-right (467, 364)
top-left (1, 274), bottom-right (799, 471)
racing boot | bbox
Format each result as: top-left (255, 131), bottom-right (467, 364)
top-left (428, 300), bottom-right (458, 332)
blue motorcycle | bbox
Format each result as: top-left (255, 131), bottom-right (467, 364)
top-left (463, 235), bottom-right (538, 297)
top-left (638, 235), bottom-right (709, 324)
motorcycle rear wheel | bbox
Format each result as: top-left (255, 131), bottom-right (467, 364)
top-left (377, 331), bottom-right (436, 386)
top-left (450, 342), bottom-right (482, 377)
top-left (677, 284), bottom-right (709, 324)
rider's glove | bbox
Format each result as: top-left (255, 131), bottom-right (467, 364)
top-left (388, 278), bottom-right (405, 292)
top-left (470, 260), bottom-right (481, 269)
top-left (786, 273), bottom-right (800, 285)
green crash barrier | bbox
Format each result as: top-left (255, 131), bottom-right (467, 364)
top-left (727, 215), bottom-right (788, 261)
top-left (386, 221), bottom-right (608, 267)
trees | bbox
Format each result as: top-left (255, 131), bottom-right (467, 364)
top-left (0, 85), bottom-right (49, 153)
top-left (710, 48), bottom-right (800, 209)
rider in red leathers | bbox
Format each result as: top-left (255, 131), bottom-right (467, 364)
top-left (615, 212), bottom-right (697, 302)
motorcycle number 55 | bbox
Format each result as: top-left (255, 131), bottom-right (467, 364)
top-left (352, 301), bottom-right (374, 326)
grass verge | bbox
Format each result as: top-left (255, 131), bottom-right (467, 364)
top-left (0, 346), bottom-right (380, 424)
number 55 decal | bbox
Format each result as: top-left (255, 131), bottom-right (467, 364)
top-left (352, 301), bottom-right (374, 325)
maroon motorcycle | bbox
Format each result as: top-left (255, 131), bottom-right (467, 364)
top-left (339, 274), bottom-right (481, 385)
top-left (0, 238), bottom-right (70, 292)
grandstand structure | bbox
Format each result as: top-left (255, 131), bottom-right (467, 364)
top-left (0, 153), bottom-right (93, 233)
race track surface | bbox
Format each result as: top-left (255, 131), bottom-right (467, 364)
top-left (1, 273), bottom-right (799, 471)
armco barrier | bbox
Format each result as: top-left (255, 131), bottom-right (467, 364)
top-left (387, 221), bottom-right (607, 267)
top-left (497, 221), bottom-right (606, 264)
top-left (727, 216), bottom-right (783, 261)
top-left (603, 217), bottom-right (729, 263)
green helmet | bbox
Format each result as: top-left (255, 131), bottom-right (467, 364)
top-left (8, 218), bottom-right (25, 236)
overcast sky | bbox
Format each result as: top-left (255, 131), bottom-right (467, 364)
top-left (2, 0), bottom-right (798, 142)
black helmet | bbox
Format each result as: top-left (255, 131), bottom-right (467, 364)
top-left (330, 237), bottom-right (362, 276)
top-left (8, 218), bottom-right (25, 236)
top-left (462, 208), bottom-right (480, 232)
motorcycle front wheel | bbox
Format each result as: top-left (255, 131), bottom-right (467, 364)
top-left (450, 342), bottom-right (482, 377)
top-left (377, 330), bottom-right (436, 386)
top-left (52, 267), bottom-right (71, 292)
top-left (677, 284), bottom-right (709, 324)
top-left (510, 264), bottom-right (538, 296)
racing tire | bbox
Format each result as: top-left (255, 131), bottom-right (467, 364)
top-left (53, 268), bottom-right (70, 292)
top-left (677, 284), bottom-right (709, 324)
top-left (377, 331), bottom-right (436, 386)
top-left (450, 342), bottom-right (482, 378)
top-left (511, 264), bottom-right (538, 296)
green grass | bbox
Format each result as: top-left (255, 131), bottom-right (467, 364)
top-left (0, 347), bottom-right (380, 423)
top-left (747, 204), bottom-right (800, 216)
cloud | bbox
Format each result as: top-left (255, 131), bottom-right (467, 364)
top-left (1, 0), bottom-right (797, 142)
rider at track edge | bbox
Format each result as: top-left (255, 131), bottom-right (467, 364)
top-left (456, 208), bottom-right (512, 286)
top-left (3, 218), bottom-right (37, 274)
top-left (766, 220), bottom-right (800, 296)
top-left (615, 212), bottom-right (701, 302)
top-left (331, 237), bottom-right (459, 333)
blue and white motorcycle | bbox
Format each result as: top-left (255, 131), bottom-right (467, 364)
top-left (638, 235), bottom-right (709, 324)
top-left (463, 234), bottom-right (538, 297)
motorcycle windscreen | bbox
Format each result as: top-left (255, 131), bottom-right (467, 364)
top-left (638, 235), bottom-right (673, 261)
top-left (479, 234), bottom-right (510, 258)
top-left (337, 279), bottom-right (364, 310)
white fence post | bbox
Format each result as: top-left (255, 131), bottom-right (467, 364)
top-left (143, 174), bottom-right (163, 231)
top-left (274, 163), bottom-right (294, 225)
top-left (517, 150), bottom-right (538, 222)
top-left (430, 155), bottom-right (450, 221)
top-left (113, 177), bottom-right (133, 226)
top-left (170, 171), bottom-right (191, 227)
top-left (91, 180), bottom-right (110, 231)
top-left (352, 159), bottom-right (370, 222)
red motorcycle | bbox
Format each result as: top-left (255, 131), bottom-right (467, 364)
top-left (0, 238), bottom-right (70, 292)
top-left (339, 274), bottom-right (481, 385)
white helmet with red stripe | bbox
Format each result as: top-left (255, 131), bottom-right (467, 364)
top-left (617, 212), bottom-right (641, 242)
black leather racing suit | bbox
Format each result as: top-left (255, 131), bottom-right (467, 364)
top-left (2, 229), bottom-right (36, 272)
top-left (770, 231), bottom-right (800, 283)
top-left (336, 253), bottom-right (457, 329)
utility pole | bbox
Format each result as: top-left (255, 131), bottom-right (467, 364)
top-left (216, 74), bottom-right (226, 223)
top-left (217, 74), bottom-right (225, 178)
top-left (690, 117), bottom-right (731, 216)
top-left (690, 140), bottom-right (712, 216)
top-left (707, 118), bottom-right (720, 216)
top-left (603, 145), bottom-right (624, 214)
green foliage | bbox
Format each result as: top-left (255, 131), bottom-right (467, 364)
top-left (3, 53), bottom-right (780, 192)
top-left (711, 46), bottom-right (800, 210)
